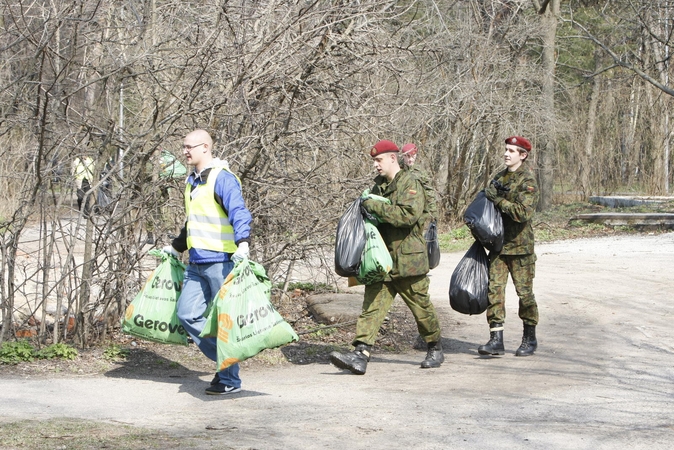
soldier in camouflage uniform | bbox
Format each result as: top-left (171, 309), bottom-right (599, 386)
top-left (400, 143), bottom-right (438, 219)
top-left (329, 140), bottom-right (444, 375)
top-left (478, 135), bottom-right (540, 357)
top-left (401, 143), bottom-right (442, 270)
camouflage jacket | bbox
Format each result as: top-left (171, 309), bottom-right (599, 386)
top-left (363, 170), bottom-right (429, 279)
top-left (402, 163), bottom-right (438, 219)
top-left (492, 164), bottom-right (539, 255)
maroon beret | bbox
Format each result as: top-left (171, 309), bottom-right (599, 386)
top-left (505, 136), bottom-right (532, 152)
top-left (370, 139), bottom-right (399, 157)
top-left (401, 143), bottom-right (418, 156)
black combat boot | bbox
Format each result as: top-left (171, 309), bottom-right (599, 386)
top-left (477, 323), bottom-right (505, 356)
top-left (329, 343), bottom-right (371, 375)
top-left (515, 323), bottom-right (537, 356)
top-left (420, 341), bottom-right (444, 368)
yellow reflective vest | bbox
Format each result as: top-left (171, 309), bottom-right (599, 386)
top-left (184, 167), bottom-right (239, 253)
top-left (72, 157), bottom-right (94, 188)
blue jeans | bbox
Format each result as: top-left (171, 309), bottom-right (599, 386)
top-left (177, 261), bottom-right (240, 388)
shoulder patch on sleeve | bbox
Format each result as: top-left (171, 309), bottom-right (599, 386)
top-left (526, 186), bottom-right (535, 192)
top-left (408, 189), bottom-right (417, 195)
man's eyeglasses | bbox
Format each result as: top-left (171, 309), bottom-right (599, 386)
top-left (183, 143), bottom-right (205, 151)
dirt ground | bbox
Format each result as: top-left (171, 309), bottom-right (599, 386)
top-left (1, 232), bottom-right (674, 449)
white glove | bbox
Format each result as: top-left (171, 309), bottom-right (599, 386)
top-left (231, 242), bottom-right (249, 263)
top-left (162, 245), bottom-right (180, 258)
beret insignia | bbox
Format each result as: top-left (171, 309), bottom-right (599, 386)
top-left (505, 135), bottom-right (532, 152)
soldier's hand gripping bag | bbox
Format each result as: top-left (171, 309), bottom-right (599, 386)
top-left (334, 197), bottom-right (367, 277)
top-left (122, 249), bottom-right (188, 345)
top-left (360, 192), bottom-right (390, 225)
top-left (201, 258), bottom-right (299, 371)
top-left (449, 241), bottom-right (489, 315)
top-left (463, 191), bottom-right (504, 253)
top-left (425, 219), bottom-right (441, 270)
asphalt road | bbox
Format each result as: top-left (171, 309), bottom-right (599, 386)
top-left (1, 233), bottom-right (673, 449)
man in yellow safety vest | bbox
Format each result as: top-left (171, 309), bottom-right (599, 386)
top-left (163, 129), bottom-right (252, 395)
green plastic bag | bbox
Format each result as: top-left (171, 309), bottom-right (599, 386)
top-left (159, 150), bottom-right (187, 179)
top-left (354, 193), bottom-right (392, 285)
top-left (362, 193), bottom-right (389, 203)
top-left (201, 258), bottom-right (299, 370)
top-left (356, 220), bottom-right (393, 285)
top-left (122, 249), bottom-right (188, 345)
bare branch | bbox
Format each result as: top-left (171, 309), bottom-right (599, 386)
top-left (568, 18), bottom-right (674, 97)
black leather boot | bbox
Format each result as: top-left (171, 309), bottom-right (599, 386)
top-left (478, 323), bottom-right (505, 356)
top-left (515, 324), bottom-right (537, 356)
top-left (420, 341), bottom-right (444, 368)
top-left (329, 343), bottom-right (371, 375)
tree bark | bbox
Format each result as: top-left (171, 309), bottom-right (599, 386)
top-left (581, 49), bottom-right (603, 199)
top-left (538, 0), bottom-right (559, 211)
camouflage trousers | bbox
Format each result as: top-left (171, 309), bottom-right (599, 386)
top-left (486, 253), bottom-right (538, 326)
top-left (354, 275), bottom-right (442, 346)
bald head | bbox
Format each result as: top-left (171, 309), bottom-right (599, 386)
top-left (186, 129), bottom-right (213, 150)
top-left (183, 129), bottom-right (214, 172)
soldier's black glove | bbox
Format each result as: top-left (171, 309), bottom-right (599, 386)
top-left (491, 179), bottom-right (510, 193)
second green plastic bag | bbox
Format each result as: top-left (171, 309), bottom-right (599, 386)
top-left (356, 220), bottom-right (392, 285)
top-left (200, 258), bottom-right (299, 371)
top-left (356, 193), bottom-right (392, 285)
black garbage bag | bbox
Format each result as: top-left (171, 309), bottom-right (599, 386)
top-left (449, 241), bottom-right (489, 315)
top-left (463, 191), bottom-right (504, 253)
top-left (424, 219), bottom-right (441, 270)
top-left (334, 197), bottom-right (367, 277)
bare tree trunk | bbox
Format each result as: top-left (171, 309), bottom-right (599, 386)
top-left (641, 19), bottom-right (670, 195)
top-left (659, 0), bottom-right (671, 194)
top-left (76, 215), bottom-right (94, 347)
top-left (538, 0), bottom-right (559, 210)
top-left (581, 49), bottom-right (603, 199)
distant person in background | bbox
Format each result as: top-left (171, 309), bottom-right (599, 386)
top-left (479, 135), bottom-right (540, 357)
top-left (72, 156), bottom-right (94, 213)
top-left (400, 143), bottom-right (438, 220)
